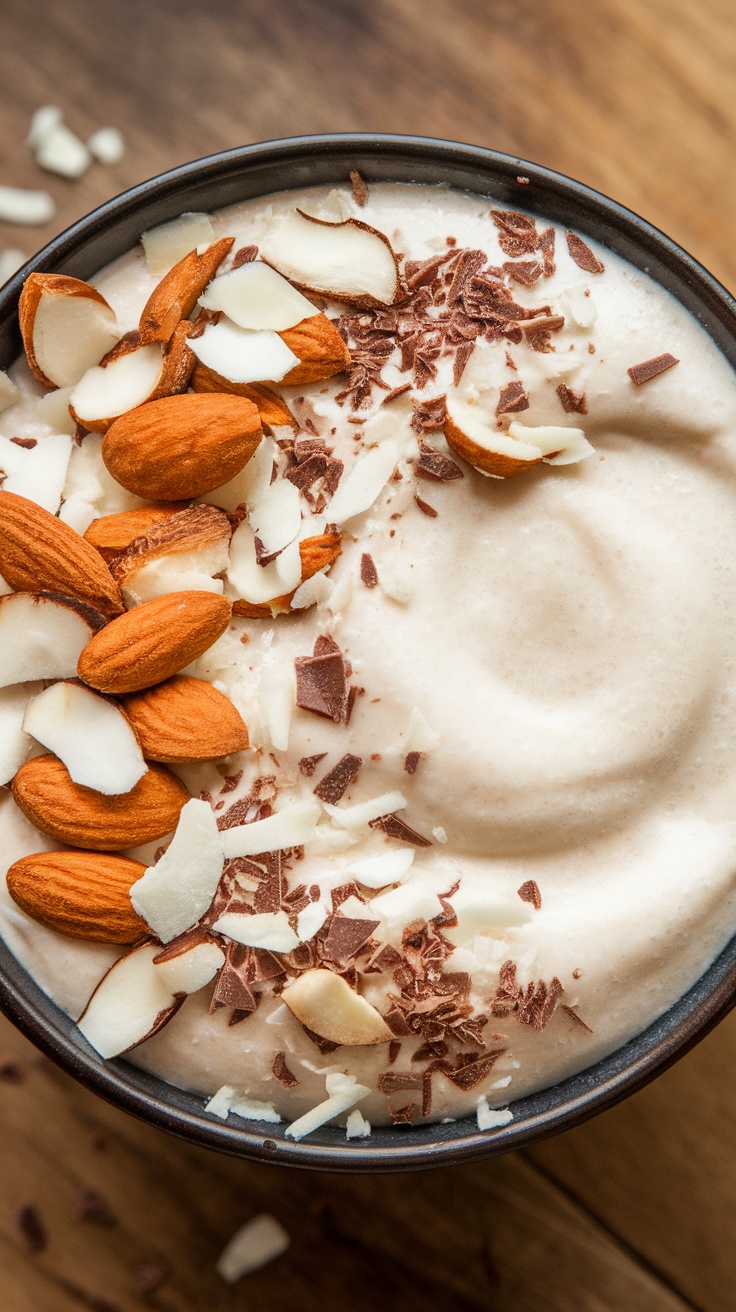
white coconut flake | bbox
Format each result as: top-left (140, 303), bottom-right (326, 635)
top-left (432, 826), bottom-right (448, 844)
top-left (285, 1071), bottom-right (371, 1141)
top-left (445, 887), bottom-right (533, 941)
top-left (506, 420), bottom-right (594, 465)
top-left (346, 1109), bottom-right (372, 1139)
top-left (476, 1097), bottom-right (513, 1131)
top-left (290, 570), bottom-right (332, 610)
top-left (0, 186), bottom-right (55, 226)
top-left (258, 662), bottom-right (295, 752)
top-left (322, 790), bottom-right (407, 830)
top-left (34, 121), bottom-right (91, 179)
top-left (0, 683), bottom-right (38, 785)
top-left (228, 521), bottom-right (302, 606)
top-left (130, 799), bottom-right (224, 943)
top-left (402, 706), bottom-right (441, 753)
top-left (296, 899), bottom-right (329, 941)
top-left (87, 127), bottom-right (125, 165)
top-left (216, 1213), bottom-right (290, 1284)
top-left (200, 260), bottom-right (315, 331)
top-left (27, 105), bottom-right (62, 150)
top-left (325, 440), bottom-right (401, 526)
top-left (345, 847), bottom-right (415, 888)
top-left (204, 1085), bottom-right (281, 1122)
top-left (0, 433), bottom-right (72, 513)
top-left (370, 883), bottom-right (444, 932)
top-left (190, 318), bottom-right (298, 386)
top-left (248, 477), bottom-right (302, 558)
top-left (141, 212), bottom-right (215, 277)
top-left (212, 910), bottom-right (299, 953)
top-left (220, 799), bottom-right (321, 858)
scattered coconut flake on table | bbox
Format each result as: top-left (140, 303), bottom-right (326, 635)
top-left (476, 1096), bottom-right (513, 1131)
top-left (87, 127), bottom-right (125, 166)
top-left (141, 212), bottom-right (215, 277)
top-left (0, 186), bottom-right (54, 226)
top-left (34, 120), bottom-right (90, 180)
top-left (285, 1072), bottom-right (371, 1141)
top-left (204, 1085), bottom-right (281, 1122)
top-left (213, 910), bottom-right (300, 953)
top-left (131, 799), bottom-right (224, 943)
top-left (216, 1213), bottom-right (290, 1284)
top-left (220, 798), bottom-right (321, 858)
top-left (346, 1108), bottom-right (372, 1139)
top-left (27, 105), bottom-right (62, 150)
top-left (0, 250), bottom-right (25, 284)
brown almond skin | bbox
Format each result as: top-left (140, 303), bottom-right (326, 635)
top-left (232, 532), bottom-right (342, 619)
top-left (11, 755), bottom-right (190, 852)
top-left (0, 491), bottom-right (123, 617)
top-left (6, 850), bottom-right (148, 944)
top-left (77, 591), bottom-right (233, 694)
top-left (123, 675), bottom-right (249, 762)
top-left (102, 393), bottom-right (262, 501)
top-left (278, 313), bottom-right (352, 385)
top-left (19, 273), bottom-right (115, 388)
top-left (84, 503), bottom-right (189, 561)
top-left (139, 238), bottom-right (234, 344)
top-left (191, 364), bottom-right (297, 429)
top-left (70, 322), bottom-right (196, 434)
top-left (444, 414), bottom-right (541, 478)
top-left (108, 504), bottom-right (231, 593)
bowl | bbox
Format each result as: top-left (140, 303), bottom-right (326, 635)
top-left (2, 133), bottom-right (736, 1172)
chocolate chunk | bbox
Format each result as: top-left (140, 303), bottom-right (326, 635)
top-left (369, 812), bottom-right (432, 846)
top-left (360, 552), bottom-right (379, 588)
top-left (210, 943), bottom-right (258, 1016)
top-left (565, 231), bottom-right (604, 274)
top-left (503, 260), bottom-right (543, 286)
top-left (388, 1040), bottom-right (401, 1064)
top-left (628, 353), bottom-right (679, 385)
top-left (561, 1004), bottom-right (594, 1033)
top-left (272, 1051), bottom-right (299, 1087)
top-left (556, 383), bottom-right (587, 414)
top-left (232, 244), bottom-right (258, 268)
top-left (496, 380), bottom-right (529, 416)
top-left (77, 1190), bottom-right (116, 1226)
top-left (416, 441), bottom-right (463, 482)
top-left (10, 436), bottom-right (37, 449)
top-left (518, 879), bottom-right (542, 910)
top-left (320, 913), bottom-right (380, 963)
top-left (295, 636), bottom-right (349, 723)
top-left (330, 881), bottom-right (365, 910)
top-left (313, 753), bottom-right (362, 804)
top-left (349, 169), bottom-right (368, 207)
top-left (404, 751), bottom-right (421, 775)
top-left (14, 1202), bottom-right (46, 1252)
top-left (414, 493), bottom-right (438, 518)
top-left (299, 753), bottom-right (327, 778)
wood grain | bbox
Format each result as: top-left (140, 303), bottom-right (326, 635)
top-left (0, 1), bottom-right (734, 1308)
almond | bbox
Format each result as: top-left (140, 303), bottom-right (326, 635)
top-left (278, 313), bottom-right (351, 385)
top-left (19, 272), bottom-right (118, 388)
top-left (191, 364), bottom-right (297, 429)
top-left (261, 211), bottom-right (401, 308)
top-left (282, 968), bottom-right (393, 1046)
top-left (122, 675), bottom-right (249, 762)
top-left (102, 392), bottom-right (262, 501)
top-left (108, 504), bottom-right (231, 594)
top-left (84, 503), bottom-right (189, 561)
top-left (69, 322), bottom-right (195, 433)
top-left (11, 754), bottom-right (190, 850)
top-left (444, 391), bottom-right (543, 478)
top-left (77, 590), bottom-right (232, 694)
top-left (6, 850), bottom-right (148, 943)
top-left (138, 237), bottom-right (234, 344)
top-left (232, 531), bottom-right (342, 618)
top-left (0, 491), bottom-right (123, 616)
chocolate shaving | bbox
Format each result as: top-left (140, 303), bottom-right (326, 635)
top-left (411, 395), bottom-right (447, 433)
top-left (14, 1202), bottom-right (46, 1252)
top-left (414, 493), bottom-right (438, 518)
top-left (491, 960), bottom-right (564, 1031)
top-left (431, 1049), bottom-right (503, 1090)
top-left (556, 383), bottom-right (587, 414)
top-left (295, 635), bottom-right (350, 723)
top-left (369, 812), bottom-right (432, 846)
top-left (232, 244), bottom-right (258, 268)
top-left (503, 259), bottom-right (543, 286)
top-left (272, 1051), bottom-right (300, 1087)
top-left (561, 1004), bottom-right (594, 1033)
top-left (349, 169), bottom-right (368, 207)
top-left (496, 380), bottom-right (529, 415)
top-left (379, 1069), bottom-right (432, 1118)
top-left (216, 774), bottom-right (277, 831)
top-left (320, 914), bottom-right (380, 963)
top-left (491, 209), bottom-right (540, 258)
top-left (404, 751), bottom-right (421, 775)
top-left (10, 436), bottom-right (37, 449)
top-left (627, 353), bottom-right (679, 385)
top-left (330, 881), bottom-right (366, 910)
top-left (360, 552), bottom-right (379, 588)
top-left (299, 753), bottom-right (327, 778)
top-left (416, 440), bottom-right (464, 482)
top-left (388, 1040), bottom-right (401, 1064)
top-left (447, 249), bottom-right (486, 307)
top-left (77, 1190), bottom-right (116, 1226)
top-left (302, 1024), bottom-right (340, 1054)
top-left (518, 880), bottom-right (542, 910)
top-left (313, 753), bottom-right (362, 803)
top-left (210, 943), bottom-right (258, 1018)
top-left (219, 769), bottom-right (243, 795)
top-left (565, 231), bottom-right (605, 274)
top-left (453, 339), bottom-right (475, 385)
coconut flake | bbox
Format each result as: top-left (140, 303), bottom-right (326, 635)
top-left (476, 1097), bottom-right (513, 1130)
top-left (296, 899), bottom-right (330, 941)
top-left (0, 433), bottom-right (72, 513)
top-left (23, 681), bottom-right (146, 795)
top-left (258, 662), bottom-right (295, 752)
top-left (0, 186), bottom-right (54, 226)
top-left (444, 886), bottom-right (533, 941)
top-left (228, 522), bottom-right (302, 606)
top-left (87, 127), bottom-right (125, 165)
top-left (141, 212), bottom-right (215, 277)
top-left (190, 319), bottom-right (298, 385)
top-left (212, 910), bottom-right (299, 953)
top-left (290, 570), bottom-right (332, 610)
top-left (248, 478), bottom-right (301, 558)
top-left (202, 432), bottom-right (275, 514)
top-left (131, 799), bottom-right (224, 943)
top-left (322, 791), bottom-right (407, 830)
top-left (345, 848), bottom-right (415, 888)
top-left (27, 105), bottom-right (62, 150)
top-left (220, 798), bottom-right (321, 858)
top-left (216, 1213), bottom-right (290, 1283)
top-left (402, 706), bottom-right (441, 754)
top-left (506, 420), bottom-right (594, 465)
top-left (204, 1085), bottom-right (281, 1122)
top-left (370, 883), bottom-right (444, 932)
top-left (200, 261), bottom-right (315, 331)
top-left (0, 683), bottom-right (38, 785)
top-left (325, 440), bottom-right (401, 526)
top-left (285, 1071), bottom-right (371, 1140)
top-left (34, 121), bottom-right (90, 179)
top-left (346, 1109), bottom-right (372, 1139)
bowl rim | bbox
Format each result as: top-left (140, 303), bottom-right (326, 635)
top-left (1, 131), bottom-right (736, 1173)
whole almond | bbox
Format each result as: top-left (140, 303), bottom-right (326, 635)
top-left (84, 503), bottom-right (189, 561)
top-left (279, 313), bottom-right (351, 385)
top-left (191, 365), bottom-right (297, 429)
top-left (123, 675), bottom-right (249, 762)
top-left (232, 531), bottom-right (342, 619)
top-left (77, 591), bottom-right (232, 694)
top-left (0, 491), bottom-right (123, 617)
top-left (102, 392), bottom-right (262, 500)
top-left (139, 238), bottom-right (234, 344)
top-left (7, 850), bottom-right (148, 943)
top-left (11, 755), bottom-right (190, 851)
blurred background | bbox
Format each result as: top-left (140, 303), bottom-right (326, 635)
top-left (1, 1), bottom-right (735, 1308)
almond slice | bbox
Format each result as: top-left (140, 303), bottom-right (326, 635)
top-left (19, 273), bottom-right (119, 388)
top-left (444, 391), bottom-right (543, 477)
top-left (122, 676), bottom-right (249, 762)
top-left (84, 504), bottom-right (189, 562)
top-left (102, 393), bottom-right (262, 501)
top-left (69, 323), bottom-right (195, 432)
top-left (506, 420), bottom-right (594, 465)
top-left (189, 319), bottom-right (299, 386)
top-left (108, 504), bottom-right (231, 607)
top-left (6, 850), bottom-right (147, 943)
top-left (153, 936), bottom-right (225, 994)
top-left (139, 238), bottom-right (234, 344)
top-left (261, 210), bottom-right (400, 308)
top-left (77, 591), bottom-right (233, 694)
top-left (278, 314), bottom-right (351, 385)
top-left (23, 681), bottom-right (146, 795)
top-left (191, 366), bottom-right (297, 429)
top-left (0, 491), bottom-right (124, 616)
top-left (282, 968), bottom-right (392, 1046)
top-left (131, 798), bottom-right (224, 943)
top-left (0, 592), bottom-right (106, 689)
top-left (198, 259), bottom-right (316, 330)
top-left (11, 754), bottom-right (190, 850)
top-left (78, 942), bottom-right (185, 1057)
top-left (231, 531), bottom-right (342, 619)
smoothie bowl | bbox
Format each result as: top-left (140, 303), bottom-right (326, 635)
top-left (0, 135), bottom-right (735, 1171)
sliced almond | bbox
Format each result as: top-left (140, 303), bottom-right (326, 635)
top-left (198, 259), bottom-right (316, 330)
top-left (78, 942), bottom-right (185, 1058)
top-left (444, 391), bottom-right (543, 477)
top-left (153, 937), bottom-right (225, 994)
top-left (191, 365), bottom-right (297, 429)
top-left (139, 237), bottom-right (234, 343)
top-left (122, 675), bottom-right (248, 762)
top-left (189, 319), bottom-right (299, 386)
top-left (278, 313), bottom-right (352, 385)
top-left (130, 798), bottom-right (224, 943)
top-left (506, 420), bottom-right (594, 465)
top-left (261, 210), bottom-right (400, 308)
top-left (282, 968), bottom-right (392, 1046)
top-left (6, 850), bottom-right (147, 944)
top-left (0, 491), bottom-right (123, 616)
top-left (77, 590), bottom-right (233, 694)
top-left (108, 503), bottom-right (231, 607)
top-left (0, 592), bottom-right (106, 689)
top-left (84, 503), bottom-right (189, 562)
top-left (23, 681), bottom-right (146, 795)
top-left (231, 531), bottom-right (342, 618)
top-left (11, 753), bottom-right (190, 850)
top-left (69, 323), bottom-right (195, 432)
top-left (19, 273), bottom-right (119, 388)
top-left (102, 393), bottom-right (262, 501)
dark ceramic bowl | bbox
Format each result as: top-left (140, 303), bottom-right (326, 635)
top-left (2, 134), bottom-right (736, 1172)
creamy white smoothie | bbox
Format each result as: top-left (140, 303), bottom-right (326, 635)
top-left (2, 178), bottom-right (736, 1136)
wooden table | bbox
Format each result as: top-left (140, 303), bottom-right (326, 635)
top-left (1, 1), bottom-right (735, 1307)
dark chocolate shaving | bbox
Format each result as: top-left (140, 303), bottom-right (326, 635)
top-left (503, 259), bottom-right (543, 286)
top-left (561, 1004), bottom-right (594, 1033)
top-left (388, 1040), bottom-right (401, 1064)
top-left (272, 1051), bottom-right (299, 1087)
top-left (210, 943), bottom-right (258, 1018)
top-left (491, 209), bottom-right (540, 258)
top-left (404, 751), bottom-right (421, 775)
top-left (299, 753), bottom-right (327, 778)
top-left (496, 380), bottom-right (529, 415)
top-left (349, 170), bottom-right (368, 207)
top-left (313, 753), bottom-right (362, 803)
top-left (565, 231), bottom-right (605, 274)
top-left (556, 383), bottom-right (587, 414)
top-left (369, 812), bottom-right (432, 846)
top-left (518, 879), bottom-right (542, 910)
top-left (416, 440), bottom-right (464, 482)
top-left (411, 395), bottom-right (447, 434)
top-left (360, 552), bottom-right (379, 588)
top-left (414, 493), bottom-right (438, 518)
top-left (627, 353), bottom-right (679, 385)
top-left (430, 1049), bottom-right (503, 1090)
top-left (14, 1202), bottom-right (46, 1252)
top-left (320, 914), bottom-right (380, 963)
top-left (491, 960), bottom-right (564, 1031)
top-left (295, 636), bottom-right (350, 723)
top-left (10, 436), bottom-right (37, 449)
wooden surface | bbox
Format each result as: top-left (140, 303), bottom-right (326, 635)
top-left (1, 1), bottom-right (735, 1307)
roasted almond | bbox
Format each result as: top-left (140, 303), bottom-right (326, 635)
top-left (19, 272), bottom-right (118, 388)
top-left (84, 503), bottom-right (189, 561)
top-left (261, 211), bottom-right (401, 308)
top-left (122, 675), bottom-right (249, 762)
top-left (11, 754), bottom-right (190, 851)
top-left (108, 504), bottom-right (231, 595)
top-left (69, 321), bottom-right (195, 433)
top-left (6, 850), bottom-right (148, 943)
top-left (77, 590), bottom-right (233, 694)
top-left (278, 313), bottom-right (351, 385)
top-left (102, 392), bottom-right (262, 501)
top-left (138, 237), bottom-right (234, 344)
top-left (232, 531), bottom-right (342, 618)
top-left (191, 364), bottom-right (297, 429)
top-left (0, 491), bottom-right (123, 616)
